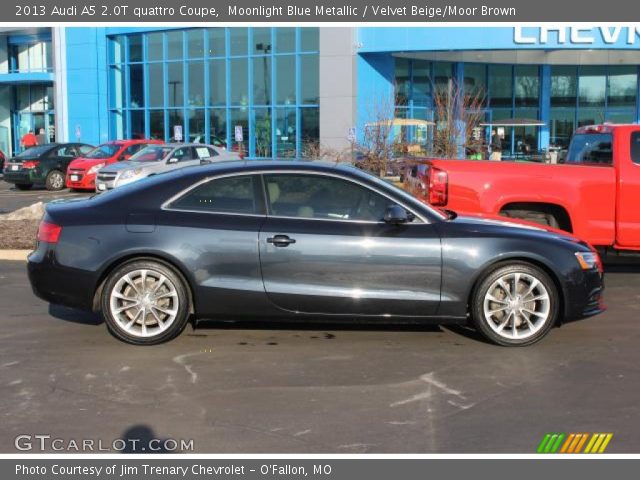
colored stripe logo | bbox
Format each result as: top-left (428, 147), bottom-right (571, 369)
top-left (537, 433), bottom-right (613, 453)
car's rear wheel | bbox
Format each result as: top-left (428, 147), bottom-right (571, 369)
top-left (471, 263), bottom-right (559, 346)
top-left (101, 260), bottom-right (190, 345)
top-left (15, 184), bottom-right (33, 191)
top-left (45, 170), bottom-right (65, 191)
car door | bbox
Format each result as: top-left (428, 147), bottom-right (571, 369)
top-left (165, 146), bottom-right (200, 172)
top-left (258, 172), bottom-right (442, 317)
top-left (161, 173), bottom-right (268, 316)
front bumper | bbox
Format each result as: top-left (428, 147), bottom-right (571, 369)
top-left (564, 268), bottom-right (606, 322)
top-left (66, 170), bottom-right (96, 190)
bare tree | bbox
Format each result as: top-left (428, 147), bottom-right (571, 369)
top-left (432, 79), bottom-right (486, 159)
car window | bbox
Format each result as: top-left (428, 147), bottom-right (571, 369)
top-left (123, 144), bottom-right (144, 156)
top-left (171, 147), bottom-right (195, 162)
top-left (194, 146), bottom-right (214, 160)
top-left (168, 175), bottom-right (259, 214)
top-left (78, 145), bottom-right (94, 155)
top-left (131, 145), bottom-right (173, 162)
top-left (51, 145), bottom-right (78, 157)
top-left (263, 173), bottom-right (397, 222)
top-left (16, 145), bottom-right (51, 158)
top-left (566, 133), bottom-right (613, 165)
top-left (631, 132), bottom-right (640, 164)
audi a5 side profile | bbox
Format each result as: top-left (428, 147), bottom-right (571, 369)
top-left (27, 161), bottom-right (605, 346)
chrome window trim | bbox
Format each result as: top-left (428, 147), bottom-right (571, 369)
top-left (161, 169), bottom-right (431, 224)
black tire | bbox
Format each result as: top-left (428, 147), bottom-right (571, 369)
top-left (15, 184), bottom-right (33, 191)
top-left (45, 170), bottom-right (65, 191)
top-left (100, 260), bottom-right (191, 345)
top-left (470, 262), bottom-right (559, 347)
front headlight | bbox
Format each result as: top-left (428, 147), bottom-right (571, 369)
top-left (87, 163), bottom-right (105, 175)
top-left (575, 251), bottom-right (602, 272)
top-left (120, 168), bottom-right (143, 180)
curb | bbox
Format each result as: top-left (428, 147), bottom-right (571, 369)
top-left (0, 250), bottom-right (31, 261)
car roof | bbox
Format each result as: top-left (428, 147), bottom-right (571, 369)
top-left (160, 143), bottom-right (218, 148)
top-left (180, 159), bottom-right (360, 179)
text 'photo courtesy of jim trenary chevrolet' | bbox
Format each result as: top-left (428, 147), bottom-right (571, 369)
top-left (1, 1), bottom-right (640, 478)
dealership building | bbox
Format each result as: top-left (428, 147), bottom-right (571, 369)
top-left (1, 26), bottom-right (640, 157)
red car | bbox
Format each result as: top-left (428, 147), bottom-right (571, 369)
top-left (66, 139), bottom-right (163, 190)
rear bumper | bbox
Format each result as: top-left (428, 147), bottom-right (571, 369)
top-left (27, 246), bottom-right (96, 311)
top-left (3, 170), bottom-right (38, 185)
top-left (564, 269), bottom-right (606, 321)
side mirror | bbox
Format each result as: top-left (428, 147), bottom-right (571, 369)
top-left (384, 205), bottom-right (409, 224)
top-left (168, 157), bottom-right (179, 164)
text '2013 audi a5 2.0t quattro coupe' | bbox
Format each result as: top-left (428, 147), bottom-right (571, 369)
top-left (27, 161), bottom-right (605, 346)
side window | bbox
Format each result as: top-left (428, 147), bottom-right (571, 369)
top-left (54, 146), bottom-right (76, 157)
top-left (123, 144), bottom-right (143, 156)
top-left (631, 132), bottom-right (640, 164)
top-left (264, 173), bottom-right (403, 222)
top-left (170, 147), bottom-right (194, 162)
top-left (194, 146), bottom-right (214, 160)
top-left (168, 175), bottom-right (259, 214)
top-left (78, 145), bottom-right (94, 155)
top-left (208, 147), bottom-right (219, 157)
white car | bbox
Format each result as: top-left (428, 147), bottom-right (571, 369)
top-left (95, 143), bottom-right (240, 192)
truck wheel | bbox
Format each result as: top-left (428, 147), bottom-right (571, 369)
top-left (45, 170), bottom-right (65, 191)
top-left (15, 184), bottom-right (33, 191)
top-left (471, 263), bottom-right (559, 346)
top-left (101, 260), bottom-right (191, 345)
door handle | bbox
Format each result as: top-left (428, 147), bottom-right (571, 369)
top-left (267, 235), bottom-right (296, 247)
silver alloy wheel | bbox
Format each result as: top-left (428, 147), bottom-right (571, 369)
top-left (50, 172), bottom-right (64, 189)
top-left (482, 272), bottom-right (551, 340)
top-left (108, 269), bottom-right (179, 338)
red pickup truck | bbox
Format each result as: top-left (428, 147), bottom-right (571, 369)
top-left (408, 124), bottom-right (640, 252)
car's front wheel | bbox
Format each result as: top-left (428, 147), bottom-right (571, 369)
top-left (101, 260), bottom-right (190, 345)
top-left (471, 263), bottom-right (559, 346)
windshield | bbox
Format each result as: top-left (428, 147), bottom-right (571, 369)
top-left (86, 143), bottom-right (120, 159)
top-left (566, 133), bottom-right (613, 165)
top-left (16, 145), bottom-right (51, 158)
top-left (130, 145), bottom-right (174, 163)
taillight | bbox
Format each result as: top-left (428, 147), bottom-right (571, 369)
top-left (22, 160), bottom-right (40, 169)
top-left (428, 167), bottom-right (448, 206)
top-left (37, 221), bottom-right (62, 244)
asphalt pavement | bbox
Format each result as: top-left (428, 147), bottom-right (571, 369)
top-left (0, 258), bottom-right (638, 453)
top-left (0, 178), bottom-right (91, 215)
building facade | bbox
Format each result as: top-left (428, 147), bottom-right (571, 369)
top-left (1, 26), bottom-right (640, 158)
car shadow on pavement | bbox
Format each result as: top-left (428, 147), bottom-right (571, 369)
top-left (48, 304), bottom-right (103, 326)
top-left (120, 425), bottom-right (175, 453)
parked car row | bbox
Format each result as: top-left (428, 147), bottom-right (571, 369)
top-left (2, 139), bottom-right (241, 192)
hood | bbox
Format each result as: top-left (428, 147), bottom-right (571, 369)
top-left (99, 161), bottom-right (151, 173)
top-left (448, 211), bottom-right (585, 245)
top-left (68, 157), bottom-right (105, 170)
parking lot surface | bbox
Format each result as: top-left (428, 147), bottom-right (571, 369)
top-left (0, 257), bottom-right (639, 453)
top-left (0, 179), bottom-right (91, 215)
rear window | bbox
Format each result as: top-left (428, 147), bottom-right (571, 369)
top-left (566, 133), bottom-right (613, 165)
top-left (631, 132), bottom-right (640, 164)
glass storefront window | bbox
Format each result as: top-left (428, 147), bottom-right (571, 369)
top-left (608, 66), bottom-right (637, 107)
top-left (551, 66), bottom-right (577, 107)
top-left (229, 58), bottom-right (248, 106)
top-left (209, 108), bottom-right (227, 146)
top-left (209, 59), bottom-right (226, 106)
top-left (130, 110), bottom-right (145, 139)
top-left (208, 28), bottom-right (226, 57)
top-left (254, 108), bottom-right (272, 157)
top-left (187, 29), bottom-right (205, 58)
top-left (188, 109), bottom-right (205, 142)
top-left (229, 28), bottom-right (248, 56)
top-left (394, 58), bottom-right (410, 106)
top-left (606, 109), bottom-right (635, 124)
top-left (129, 64), bottom-right (144, 108)
top-left (148, 63), bottom-right (164, 108)
top-left (128, 36), bottom-right (143, 62)
top-left (167, 31), bottom-right (183, 60)
top-left (188, 61), bottom-right (204, 107)
top-left (253, 57), bottom-right (271, 106)
top-left (230, 109), bottom-right (249, 152)
top-left (300, 108), bottom-right (319, 147)
top-left (464, 63), bottom-right (486, 99)
top-left (109, 36), bottom-right (125, 64)
top-left (167, 62), bottom-right (184, 107)
top-left (489, 65), bottom-right (513, 107)
top-left (579, 66), bottom-right (606, 107)
top-left (276, 56), bottom-right (295, 105)
top-left (16, 85), bottom-right (30, 111)
top-left (276, 108), bottom-right (296, 157)
top-left (110, 110), bottom-right (125, 139)
top-left (300, 28), bottom-right (319, 52)
top-left (276, 28), bottom-right (296, 53)
top-left (301, 55), bottom-right (319, 104)
top-left (433, 62), bottom-right (453, 90)
top-left (515, 66), bottom-right (539, 107)
top-left (168, 109), bottom-right (184, 140)
top-left (253, 28), bottom-right (272, 54)
top-left (550, 109), bottom-right (575, 148)
top-left (149, 110), bottom-right (165, 139)
top-left (514, 108), bottom-right (539, 153)
top-left (147, 33), bottom-right (163, 62)
top-left (109, 65), bottom-right (125, 109)
top-left (413, 60), bottom-right (431, 105)
top-left (578, 108), bottom-right (605, 127)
